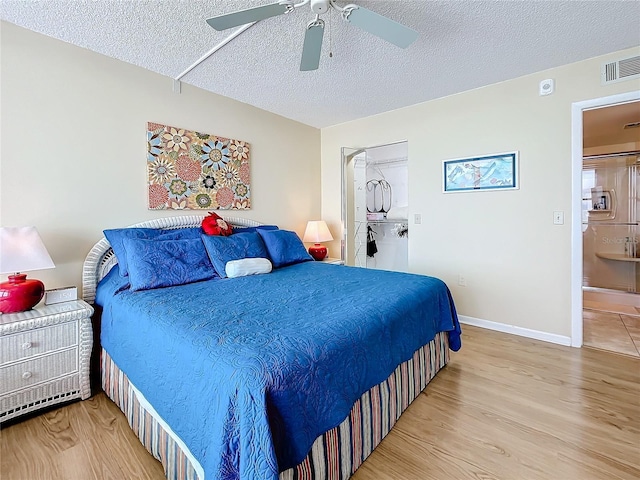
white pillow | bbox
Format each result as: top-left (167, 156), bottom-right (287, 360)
top-left (225, 258), bottom-right (272, 278)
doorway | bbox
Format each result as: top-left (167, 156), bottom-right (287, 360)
top-left (571, 91), bottom-right (640, 351)
top-left (582, 149), bottom-right (640, 356)
top-left (341, 141), bottom-right (409, 271)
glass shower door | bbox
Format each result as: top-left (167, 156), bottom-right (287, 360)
top-left (583, 154), bottom-right (639, 292)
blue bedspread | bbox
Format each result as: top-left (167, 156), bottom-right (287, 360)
top-left (96, 262), bottom-right (460, 480)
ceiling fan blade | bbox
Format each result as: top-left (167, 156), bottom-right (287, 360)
top-left (343, 5), bottom-right (418, 48)
top-left (300, 19), bottom-right (325, 71)
top-left (206, 2), bottom-right (290, 31)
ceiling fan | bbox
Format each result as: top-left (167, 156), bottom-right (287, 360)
top-left (206, 0), bottom-right (418, 71)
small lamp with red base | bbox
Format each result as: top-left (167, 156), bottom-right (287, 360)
top-left (302, 220), bottom-right (334, 261)
top-left (0, 226), bottom-right (55, 314)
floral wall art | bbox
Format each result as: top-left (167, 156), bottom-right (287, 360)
top-left (147, 122), bottom-right (251, 210)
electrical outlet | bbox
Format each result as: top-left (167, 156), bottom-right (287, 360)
top-left (458, 274), bottom-right (467, 287)
top-left (45, 286), bottom-right (77, 305)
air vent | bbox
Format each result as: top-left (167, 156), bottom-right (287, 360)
top-left (624, 122), bottom-right (640, 130)
top-left (601, 55), bottom-right (640, 85)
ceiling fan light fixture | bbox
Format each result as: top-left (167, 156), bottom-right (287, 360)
top-left (311, 0), bottom-right (330, 14)
top-left (205, 0), bottom-right (418, 72)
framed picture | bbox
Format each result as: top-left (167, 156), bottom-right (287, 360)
top-left (443, 151), bottom-right (518, 193)
top-left (147, 122), bottom-right (251, 210)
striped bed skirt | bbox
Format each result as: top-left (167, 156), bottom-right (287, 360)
top-left (101, 331), bottom-right (450, 480)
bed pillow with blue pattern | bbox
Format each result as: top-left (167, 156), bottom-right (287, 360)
top-left (258, 229), bottom-right (313, 268)
top-left (104, 227), bottom-right (203, 278)
top-left (122, 237), bottom-right (216, 291)
top-left (202, 232), bottom-right (269, 278)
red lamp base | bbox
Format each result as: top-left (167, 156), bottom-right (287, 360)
top-left (0, 274), bottom-right (45, 314)
top-left (308, 243), bottom-right (328, 261)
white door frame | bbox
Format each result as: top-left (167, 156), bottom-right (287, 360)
top-left (570, 90), bottom-right (640, 347)
top-left (341, 140), bottom-right (408, 264)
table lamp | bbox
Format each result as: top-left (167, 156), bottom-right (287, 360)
top-left (303, 220), bottom-right (334, 261)
top-left (0, 226), bottom-right (55, 313)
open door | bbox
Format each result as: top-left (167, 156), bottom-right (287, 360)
top-left (342, 147), bottom-right (366, 266)
top-left (571, 91), bottom-right (640, 347)
top-left (342, 142), bottom-right (409, 269)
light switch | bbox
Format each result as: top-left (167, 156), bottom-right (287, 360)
top-left (553, 211), bottom-right (564, 225)
top-left (414, 214), bottom-right (422, 224)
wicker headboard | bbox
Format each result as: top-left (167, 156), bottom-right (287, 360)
top-left (82, 215), bottom-right (262, 304)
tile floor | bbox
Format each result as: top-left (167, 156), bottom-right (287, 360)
top-left (583, 300), bottom-right (640, 357)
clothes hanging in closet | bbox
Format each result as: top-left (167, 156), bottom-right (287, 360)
top-left (367, 225), bottom-right (378, 257)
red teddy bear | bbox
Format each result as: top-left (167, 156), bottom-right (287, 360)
top-left (202, 212), bottom-right (233, 236)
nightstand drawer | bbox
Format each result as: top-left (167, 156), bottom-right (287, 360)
top-left (0, 348), bottom-right (78, 395)
top-left (0, 321), bottom-right (78, 365)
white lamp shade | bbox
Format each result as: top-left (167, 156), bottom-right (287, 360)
top-left (0, 226), bottom-right (55, 274)
top-left (303, 221), bottom-right (334, 243)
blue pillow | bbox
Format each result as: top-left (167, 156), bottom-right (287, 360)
top-left (257, 229), bottom-right (313, 268)
top-left (201, 232), bottom-right (268, 278)
top-left (122, 237), bottom-right (216, 291)
top-left (232, 225), bottom-right (279, 235)
top-left (104, 227), bottom-right (202, 278)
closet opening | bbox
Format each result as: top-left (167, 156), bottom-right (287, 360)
top-left (341, 141), bottom-right (408, 272)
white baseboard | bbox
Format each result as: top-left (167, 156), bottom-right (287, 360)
top-left (583, 287), bottom-right (640, 307)
top-left (459, 315), bottom-right (572, 347)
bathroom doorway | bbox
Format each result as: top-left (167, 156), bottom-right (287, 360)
top-left (581, 100), bottom-right (640, 357)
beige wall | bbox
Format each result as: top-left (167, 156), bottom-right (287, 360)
top-left (3, 20), bottom-right (638, 340)
top-left (321, 46), bottom-right (640, 339)
top-left (0, 22), bottom-right (321, 294)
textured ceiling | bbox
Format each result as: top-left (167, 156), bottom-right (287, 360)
top-left (2, 0), bottom-right (639, 128)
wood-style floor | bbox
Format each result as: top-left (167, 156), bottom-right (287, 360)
top-left (1, 325), bottom-right (639, 480)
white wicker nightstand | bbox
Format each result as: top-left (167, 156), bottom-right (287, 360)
top-left (0, 300), bottom-right (93, 422)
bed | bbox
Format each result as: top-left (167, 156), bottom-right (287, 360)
top-left (82, 215), bottom-right (461, 480)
